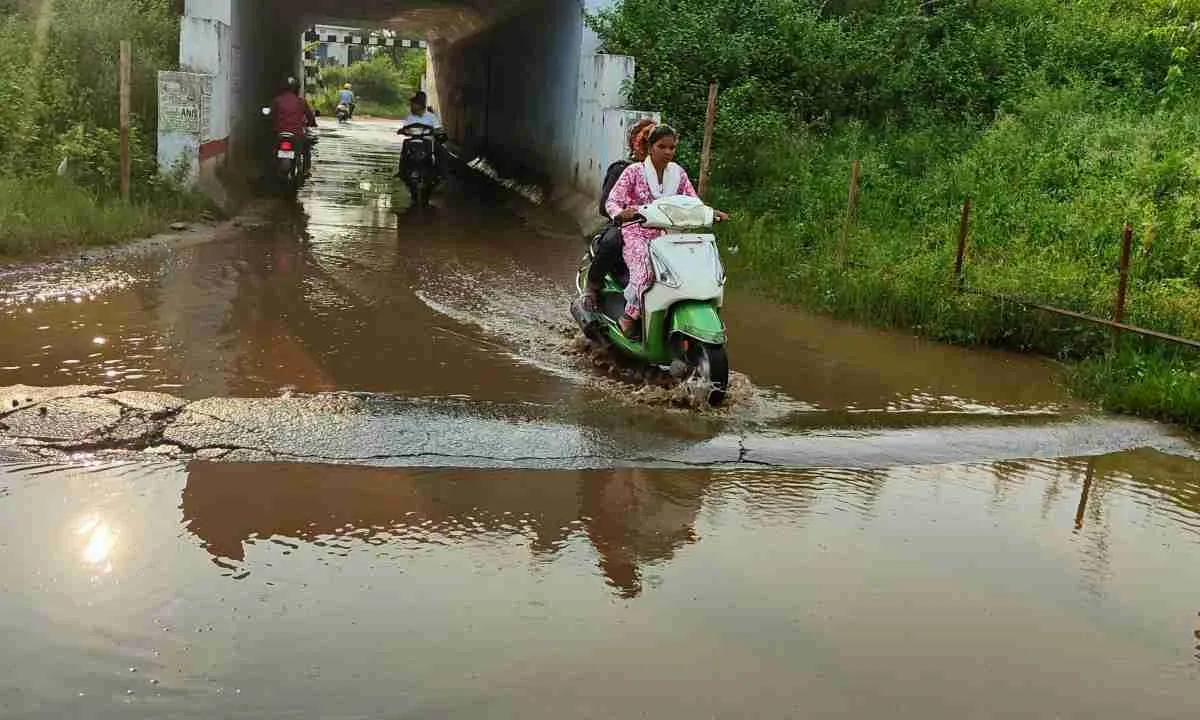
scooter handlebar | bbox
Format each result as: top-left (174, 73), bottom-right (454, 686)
top-left (397, 123), bottom-right (439, 136)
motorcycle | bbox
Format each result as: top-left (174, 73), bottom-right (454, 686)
top-left (335, 103), bottom-right (350, 124)
top-left (395, 123), bottom-right (444, 208)
top-left (571, 195), bottom-right (730, 406)
top-left (260, 106), bottom-right (316, 193)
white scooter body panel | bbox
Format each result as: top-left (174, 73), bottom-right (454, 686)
top-left (632, 196), bottom-right (725, 316)
top-left (643, 233), bottom-right (725, 315)
top-left (638, 195), bottom-right (714, 230)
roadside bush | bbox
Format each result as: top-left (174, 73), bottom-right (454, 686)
top-left (2, 0), bottom-right (179, 177)
top-left (397, 49), bottom-right (427, 93)
top-left (1070, 347), bottom-right (1200, 427)
top-left (0, 0), bottom-right (203, 257)
top-left (314, 51), bottom-right (426, 118)
top-left (592, 0), bottom-right (1184, 169)
top-left (0, 177), bottom-right (197, 256)
top-left (320, 53), bottom-right (408, 106)
top-left (54, 123), bottom-right (159, 196)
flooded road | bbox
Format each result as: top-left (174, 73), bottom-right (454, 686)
top-left (3, 118), bottom-right (1200, 717)
top-left (3, 119), bottom-right (1077, 420)
top-left (1, 456), bottom-right (1198, 718)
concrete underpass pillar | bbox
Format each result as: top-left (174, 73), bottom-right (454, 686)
top-left (159, 0), bottom-right (255, 204)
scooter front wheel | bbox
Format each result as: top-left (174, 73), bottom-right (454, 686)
top-left (408, 181), bottom-right (428, 208)
top-left (688, 342), bottom-right (729, 406)
top-left (575, 253), bottom-right (593, 295)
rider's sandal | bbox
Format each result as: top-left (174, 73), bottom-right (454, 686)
top-left (581, 286), bottom-right (601, 312)
top-left (619, 314), bottom-right (641, 340)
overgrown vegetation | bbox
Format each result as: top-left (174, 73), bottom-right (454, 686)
top-left (0, 0), bottom-right (203, 258)
top-left (591, 0), bottom-right (1200, 426)
top-left (312, 51), bottom-right (426, 118)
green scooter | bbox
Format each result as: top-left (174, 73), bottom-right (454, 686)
top-left (571, 195), bottom-right (729, 406)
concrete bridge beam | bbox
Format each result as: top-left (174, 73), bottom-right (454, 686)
top-left (159, 0), bottom-right (657, 219)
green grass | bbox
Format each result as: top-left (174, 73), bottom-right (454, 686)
top-left (0, 177), bottom-right (203, 258)
top-left (712, 82), bottom-right (1200, 427)
top-left (1069, 348), bottom-right (1200, 428)
top-left (313, 88), bottom-right (414, 120)
top-left (350, 99), bottom-right (411, 119)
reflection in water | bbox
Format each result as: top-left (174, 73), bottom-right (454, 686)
top-left (178, 452), bottom-right (1200, 602)
top-left (1074, 461), bottom-right (1095, 531)
top-left (580, 469), bottom-right (703, 598)
top-left (2, 451), bottom-right (1200, 718)
top-left (75, 514), bottom-right (117, 572)
top-left (180, 462), bottom-right (708, 598)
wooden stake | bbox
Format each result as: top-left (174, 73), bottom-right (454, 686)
top-left (1112, 223), bottom-right (1133, 340)
top-left (954, 195), bottom-right (972, 291)
top-left (839, 160), bottom-right (861, 265)
top-left (698, 82), bottom-right (718, 198)
top-left (119, 40), bottom-right (132, 202)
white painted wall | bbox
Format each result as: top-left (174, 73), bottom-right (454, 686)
top-left (180, 16), bottom-right (231, 144)
top-left (163, 0), bottom-right (300, 190)
top-left (185, 0), bottom-right (232, 24)
top-left (314, 26), bottom-right (355, 66)
top-left (572, 53), bottom-right (658, 197)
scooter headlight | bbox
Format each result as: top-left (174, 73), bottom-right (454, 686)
top-left (651, 248), bottom-right (682, 288)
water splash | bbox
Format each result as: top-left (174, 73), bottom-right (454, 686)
top-left (414, 263), bottom-right (810, 420)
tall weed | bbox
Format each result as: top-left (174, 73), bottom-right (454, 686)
top-left (0, 0), bottom-right (200, 254)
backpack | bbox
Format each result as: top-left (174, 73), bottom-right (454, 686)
top-left (599, 160), bottom-right (631, 219)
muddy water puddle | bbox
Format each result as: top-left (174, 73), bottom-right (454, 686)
top-left (1, 89), bottom-right (1196, 720)
top-left (0, 118), bottom-right (1082, 431)
top-left (1, 452), bottom-right (1197, 718)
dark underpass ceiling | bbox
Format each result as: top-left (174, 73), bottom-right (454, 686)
top-left (270, 0), bottom-right (537, 42)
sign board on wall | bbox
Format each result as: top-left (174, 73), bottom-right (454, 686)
top-left (158, 71), bottom-right (212, 135)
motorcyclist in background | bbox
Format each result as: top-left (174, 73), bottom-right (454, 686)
top-left (271, 76), bottom-right (318, 174)
top-left (395, 91), bottom-right (447, 178)
top-left (397, 90), bottom-right (442, 131)
top-left (338, 83), bottom-right (356, 118)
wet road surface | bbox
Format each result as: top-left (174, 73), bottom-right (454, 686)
top-left (1, 456), bottom-right (1198, 718)
top-left (2, 118), bottom-right (1200, 717)
top-left (4, 120), bottom-right (1080, 419)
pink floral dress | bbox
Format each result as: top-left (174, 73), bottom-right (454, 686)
top-left (604, 163), bottom-right (699, 319)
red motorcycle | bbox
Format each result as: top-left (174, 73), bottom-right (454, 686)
top-left (261, 106), bottom-right (316, 193)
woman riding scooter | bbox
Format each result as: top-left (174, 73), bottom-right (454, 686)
top-left (603, 123), bottom-right (728, 337)
top-left (583, 119), bottom-right (656, 314)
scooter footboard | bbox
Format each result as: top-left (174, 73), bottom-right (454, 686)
top-left (670, 300), bottom-right (726, 345)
